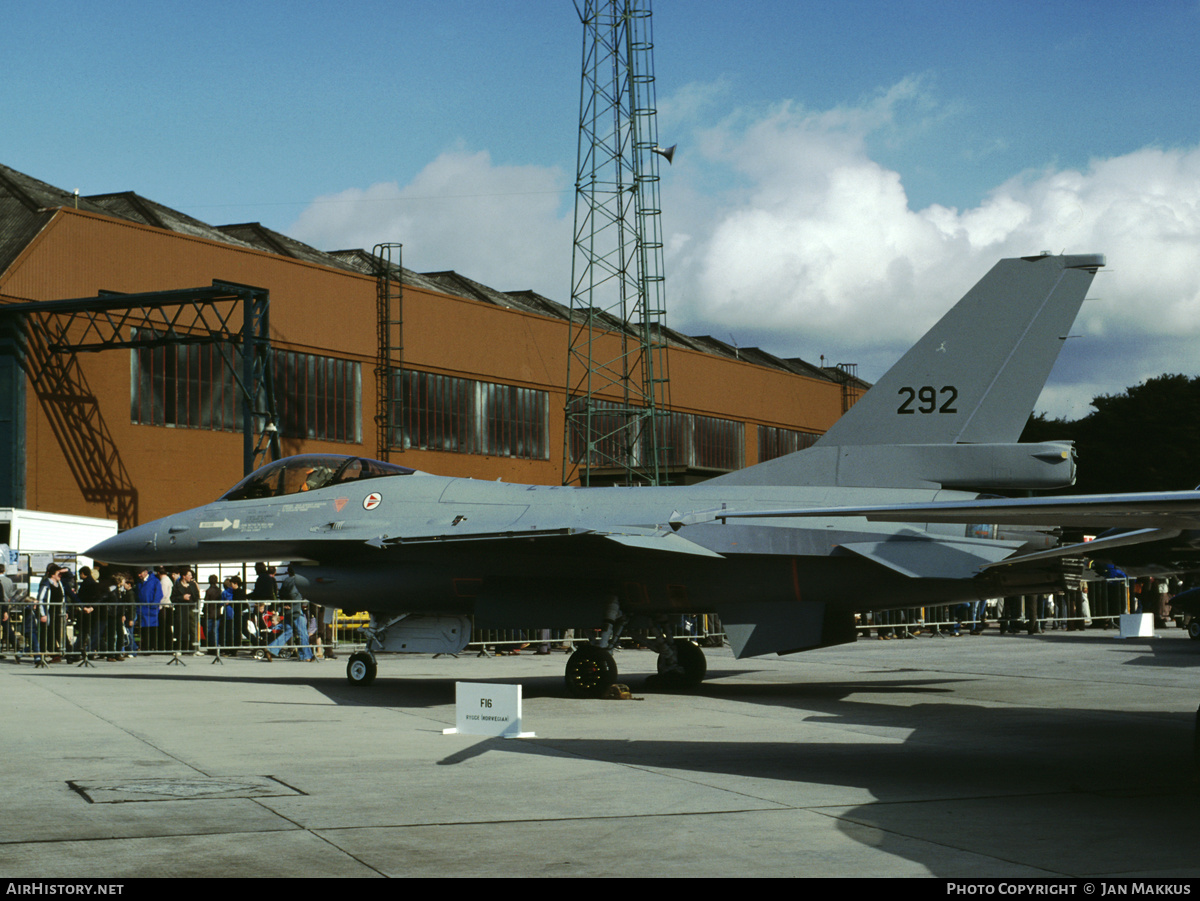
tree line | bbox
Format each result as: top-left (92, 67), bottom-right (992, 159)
top-left (1021, 373), bottom-right (1200, 495)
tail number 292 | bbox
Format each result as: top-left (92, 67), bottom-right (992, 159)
top-left (897, 385), bottom-right (958, 414)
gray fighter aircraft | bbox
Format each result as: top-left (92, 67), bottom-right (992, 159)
top-left (89, 252), bottom-right (1114, 695)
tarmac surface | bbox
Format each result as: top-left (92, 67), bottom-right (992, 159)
top-left (2, 625), bottom-right (1200, 879)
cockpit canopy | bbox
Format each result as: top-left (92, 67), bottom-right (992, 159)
top-left (220, 455), bottom-right (414, 502)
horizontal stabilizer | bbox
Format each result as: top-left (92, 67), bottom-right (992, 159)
top-left (838, 535), bottom-right (1024, 580)
top-left (981, 528), bottom-right (1183, 570)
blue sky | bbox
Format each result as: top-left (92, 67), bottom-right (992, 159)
top-left (7, 0), bottom-right (1200, 421)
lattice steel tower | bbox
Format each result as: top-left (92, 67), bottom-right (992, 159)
top-left (563, 0), bottom-right (672, 487)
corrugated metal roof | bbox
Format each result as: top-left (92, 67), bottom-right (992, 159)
top-left (502, 289), bottom-right (572, 320)
top-left (216, 222), bottom-right (339, 265)
top-left (0, 164), bottom-right (111, 216)
top-left (0, 162), bottom-right (851, 386)
top-left (85, 191), bottom-right (260, 248)
top-left (0, 201), bottom-right (52, 277)
top-left (325, 249), bottom-right (464, 293)
top-left (0, 164), bottom-right (110, 276)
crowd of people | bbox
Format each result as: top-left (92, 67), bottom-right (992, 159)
top-left (0, 561), bottom-right (335, 664)
top-left (858, 576), bottom-right (1190, 639)
top-left (3, 558), bottom-right (1196, 664)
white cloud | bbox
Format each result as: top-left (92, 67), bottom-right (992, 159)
top-left (288, 148), bottom-right (572, 294)
top-left (286, 85), bottom-right (1200, 422)
top-left (659, 86), bottom-right (1200, 418)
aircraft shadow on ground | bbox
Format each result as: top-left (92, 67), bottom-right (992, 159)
top-left (12, 655), bottom-right (971, 713)
top-left (437, 690), bottom-right (1193, 781)
top-left (11, 634), bottom-right (1192, 710)
top-left (434, 689), bottom-right (1199, 877)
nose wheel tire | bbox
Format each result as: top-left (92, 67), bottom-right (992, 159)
top-left (347, 651), bottom-right (377, 686)
top-left (565, 646), bottom-right (618, 698)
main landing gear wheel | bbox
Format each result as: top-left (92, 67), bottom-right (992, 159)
top-left (565, 645), bottom-right (618, 698)
top-left (654, 639), bottom-right (707, 689)
top-left (346, 651), bottom-right (377, 686)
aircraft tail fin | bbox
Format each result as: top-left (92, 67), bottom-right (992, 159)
top-left (816, 252), bottom-right (1103, 448)
top-left (709, 252), bottom-right (1104, 489)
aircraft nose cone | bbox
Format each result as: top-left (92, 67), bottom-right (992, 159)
top-left (87, 522), bottom-right (158, 565)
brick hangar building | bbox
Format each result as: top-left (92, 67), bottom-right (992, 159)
top-left (0, 163), bottom-right (861, 532)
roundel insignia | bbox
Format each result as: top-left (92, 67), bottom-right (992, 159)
top-left (363, 492), bottom-right (383, 511)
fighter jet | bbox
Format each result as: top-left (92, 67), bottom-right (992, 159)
top-left (89, 252), bottom-right (1111, 696)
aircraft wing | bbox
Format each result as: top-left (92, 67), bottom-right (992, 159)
top-left (357, 525), bottom-right (724, 558)
top-left (714, 491), bottom-right (1200, 530)
top-left (182, 514), bottom-right (725, 561)
top-left (708, 491), bottom-right (1200, 570)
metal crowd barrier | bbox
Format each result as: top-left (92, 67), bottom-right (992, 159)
top-left (0, 598), bottom-right (344, 665)
top-left (0, 600), bottom-right (729, 664)
top-left (4, 583), bottom-right (1178, 668)
top-left (855, 581), bottom-right (1168, 636)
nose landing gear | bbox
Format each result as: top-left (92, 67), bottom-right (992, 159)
top-left (346, 650), bottom-right (377, 686)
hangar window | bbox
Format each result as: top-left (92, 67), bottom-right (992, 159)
top-left (565, 399), bottom-right (639, 467)
top-left (392, 370), bottom-right (549, 460)
top-left (273, 350), bottom-right (362, 444)
top-left (568, 401), bottom-right (744, 473)
top-left (131, 331), bottom-right (361, 443)
top-left (758, 425), bottom-right (819, 462)
top-left (130, 331), bottom-right (239, 431)
top-left (659, 411), bottom-right (744, 472)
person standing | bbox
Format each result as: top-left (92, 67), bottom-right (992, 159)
top-left (204, 574), bottom-right (224, 653)
top-left (75, 566), bottom-right (102, 660)
top-left (0, 564), bottom-right (14, 655)
top-left (157, 568), bottom-right (176, 652)
top-left (134, 568), bottom-right (164, 652)
top-left (171, 568), bottom-right (199, 655)
top-left (252, 562), bottom-right (276, 606)
top-left (30, 564), bottom-right (63, 665)
top-left (250, 563), bottom-right (277, 657)
top-left (105, 573), bottom-right (134, 659)
top-left (228, 575), bottom-right (248, 655)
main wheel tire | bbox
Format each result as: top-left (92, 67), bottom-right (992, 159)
top-left (1188, 619), bottom-right (1200, 641)
top-left (346, 651), bottom-right (377, 686)
top-left (565, 646), bottom-right (618, 698)
top-left (656, 638), bottom-right (707, 688)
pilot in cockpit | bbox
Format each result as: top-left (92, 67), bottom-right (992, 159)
top-left (301, 466), bottom-right (335, 492)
